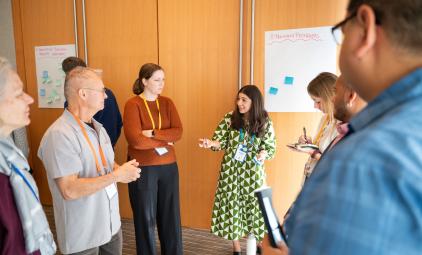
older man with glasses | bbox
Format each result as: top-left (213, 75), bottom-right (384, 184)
top-left (273, 0), bottom-right (422, 254)
top-left (38, 67), bottom-right (141, 255)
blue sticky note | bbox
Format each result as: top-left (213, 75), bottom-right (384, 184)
top-left (42, 70), bottom-right (49, 79)
top-left (39, 88), bottom-right (46, 96)
top-left (284, 76), bottom-right (294, 85)
top-left (269, 87), bottom-right (278, 95)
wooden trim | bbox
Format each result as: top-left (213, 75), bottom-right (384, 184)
top-left (11, 0), bottom-right (26, 84)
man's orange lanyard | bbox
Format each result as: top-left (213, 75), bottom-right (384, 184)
top-left (69, 111), bottom-right (108, 175)
top-left (140, 94), bottom-right (162, 130)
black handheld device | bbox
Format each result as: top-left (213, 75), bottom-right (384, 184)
top-left (255, 187), bottom-right (287, 248)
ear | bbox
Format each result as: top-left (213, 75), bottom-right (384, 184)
top-left (78, 88), bottom-right (86, 99)
top-left (347, 90), bottom-right (358, 107)
top-left (355, 5), bottom-right (378, 59)
top-left (142, 78), bottom-right (147, 86)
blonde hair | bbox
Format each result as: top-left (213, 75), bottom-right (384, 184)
top-left (307, 72), bottom-right (337, 122)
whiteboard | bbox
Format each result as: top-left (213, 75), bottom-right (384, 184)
top-left (264, 26), bottom-right (337, 112)
top-left (35, 44), bottom-right (75, 108)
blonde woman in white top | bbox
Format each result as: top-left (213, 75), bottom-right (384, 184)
top-left (292, 72), bottom-right (339, 181)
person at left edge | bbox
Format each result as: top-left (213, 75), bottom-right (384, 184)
top-left (38, 67), bottom-right (141, 255)
top-left (0, 57), bottom-right (56, 255)
top-left (124, 63), bottom-right (183, 255)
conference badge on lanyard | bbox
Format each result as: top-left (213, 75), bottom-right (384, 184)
top-left (141, 94), bottom-right (168, 156)
top-left (68, 111), bottom-right (117, 199)
top-left (234, 144), bottom-right (248, 162)
top-left (234, 128), bottom-right (254, 162)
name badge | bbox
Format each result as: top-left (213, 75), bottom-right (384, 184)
top-left (155, 147), bottom-right (168, 156)
top-left (105, 183), bottom-right (118, 199)
top-left (234, 144), bottom-right (247, 162)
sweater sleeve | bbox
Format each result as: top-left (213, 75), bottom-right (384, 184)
top-left (124, 98), bottom-right (168, 150)
top-left (153, 98), bottom-right (183, 142)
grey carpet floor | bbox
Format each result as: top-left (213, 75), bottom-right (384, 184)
top-left (44, 206), bottom-right (247, 254)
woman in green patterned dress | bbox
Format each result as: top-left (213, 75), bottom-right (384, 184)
top-left (198, 85), bottom-right (276, 255)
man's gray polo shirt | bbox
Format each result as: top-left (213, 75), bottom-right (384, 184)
top-left (38, 110), bottom-right (121, 254)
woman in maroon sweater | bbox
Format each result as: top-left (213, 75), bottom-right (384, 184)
top-left (124, 63), bottom-right (183, 255)
top-left (0, 57), bottom-right (56, 254)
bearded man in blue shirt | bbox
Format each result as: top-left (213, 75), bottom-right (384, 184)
top-left (276, 0), bottom-right (422, 254)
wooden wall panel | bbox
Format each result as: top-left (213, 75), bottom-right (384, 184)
top-left (158, 0), bottom-right (240, 228)
top-left (84, 0), bottom-right (158, 218)
top-left (13, 0), bottom-right (76, 204)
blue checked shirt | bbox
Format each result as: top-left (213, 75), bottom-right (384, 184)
top-left (285, 68), bottom-right (422, 255)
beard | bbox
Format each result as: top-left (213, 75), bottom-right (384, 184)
top-left (334, 102), bottom-right (348, 122)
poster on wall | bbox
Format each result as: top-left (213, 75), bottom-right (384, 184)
top-left (264, 26), bottom-right (337, 112)
top-left (35, 44), bottom-right (76, 108)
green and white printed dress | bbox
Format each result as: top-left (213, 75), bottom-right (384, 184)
top-left (210, 112), bottom-right (276, 241)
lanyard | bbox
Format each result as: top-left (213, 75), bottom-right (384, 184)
top-left (140, 94), bottom-right (161, 130)
top-left (314, 115), bottom-right (329, 146)
top-left (11, 163), bottom-right (39, 202)
top-left (69, 111), bottom-right (108, 175)
top-left (239, 128), bottom-right (255, 146)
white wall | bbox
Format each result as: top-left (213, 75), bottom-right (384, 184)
top-left (0, 0), bottom-right (17, 66)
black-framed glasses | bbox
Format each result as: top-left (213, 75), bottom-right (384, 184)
top-left (331, 11), bottom-right (357, 45)
top-left (331, 8), bottom-right (382, 45)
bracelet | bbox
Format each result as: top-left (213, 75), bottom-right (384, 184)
top-left (311, 149), bottom-right (320, 159)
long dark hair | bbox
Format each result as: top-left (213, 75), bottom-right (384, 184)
top-left (231, 85), bottom-right (268, 138)
top-left (132, 63), bottom-right (163, 95)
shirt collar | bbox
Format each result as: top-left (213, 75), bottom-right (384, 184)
top-left (63, 109), bottom-right (103, 132)
top-left (349, 68), bottom-right (422, 132)
top-left (336, 122), bottom-right (349, 135)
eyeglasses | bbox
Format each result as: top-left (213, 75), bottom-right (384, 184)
top-left (331, 11), bottom-right (357, 45)
top-left (331, 8), bottom-right (382, 45)
top-left (81, 87), bottom-right (107, 94)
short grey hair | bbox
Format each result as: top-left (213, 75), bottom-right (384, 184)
top-left (0, 57), bottom-right (13, 100)
top-left (64, 66), bottom-right (99, 101)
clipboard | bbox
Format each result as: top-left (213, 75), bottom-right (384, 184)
top-left (287, 143), bottom-right (319, 153)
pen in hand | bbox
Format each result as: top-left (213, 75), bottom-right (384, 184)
top-left (303, 127), bottom-right (308, 143)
